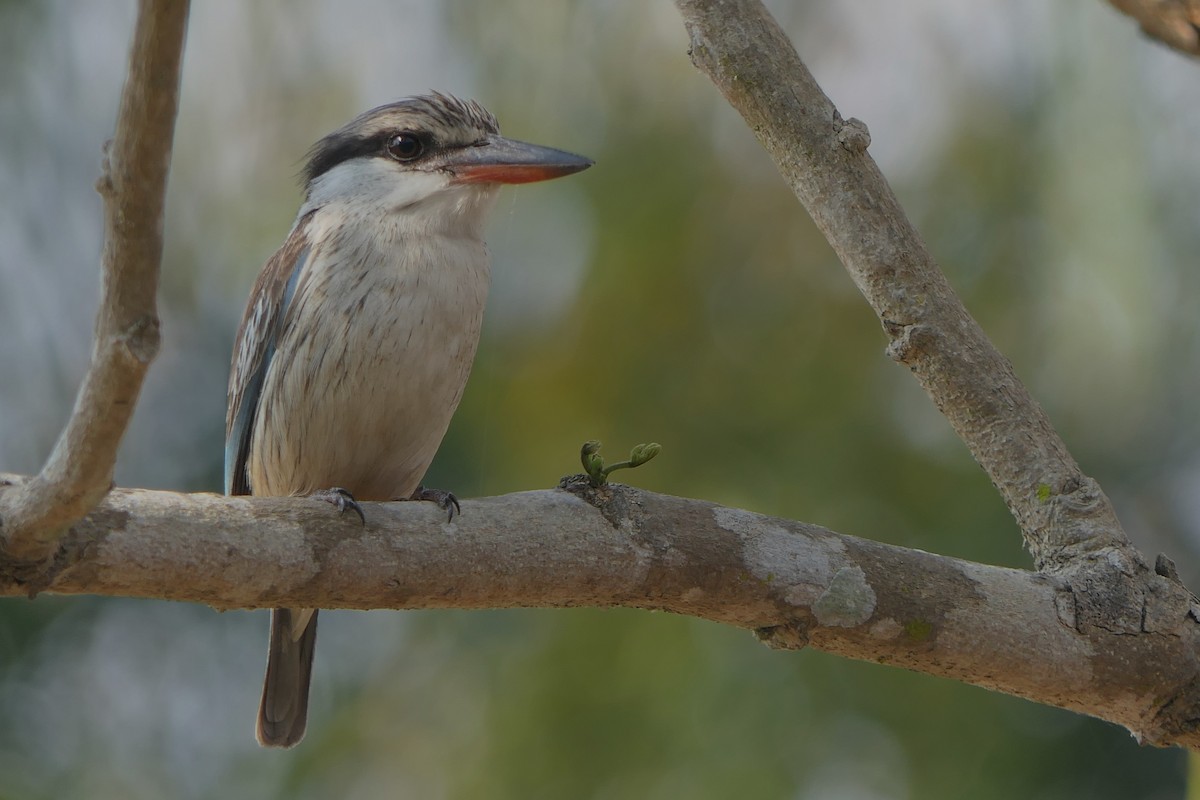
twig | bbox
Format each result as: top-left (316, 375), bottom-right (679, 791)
top-left (0, 0), bottom-right (189, 561)
top-left (1108, 0), bottom-right (1200, 58)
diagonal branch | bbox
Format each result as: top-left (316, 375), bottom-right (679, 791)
top-left (672, 0), bottom-right (1134, 576)
top-left (1, 477), bottom-right (1197, 749)
top-left (0, 0), bottom-right (189, 562)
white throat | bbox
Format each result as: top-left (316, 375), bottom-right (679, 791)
top-left (300, 157), bottom-right (501, 242)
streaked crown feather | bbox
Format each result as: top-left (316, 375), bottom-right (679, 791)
top-left (303, 92), bottom-right (500, 185)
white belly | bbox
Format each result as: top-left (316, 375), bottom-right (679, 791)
top-left (248, 232), bottom-right (489, 500)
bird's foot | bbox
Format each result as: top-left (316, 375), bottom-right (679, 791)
top-left (310, 487), bottom-right (366, 524)
top-left (400, 486), bottom-right (461, 522)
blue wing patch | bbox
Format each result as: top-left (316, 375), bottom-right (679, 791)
top-left (224, 243), bottom-right (310, 496)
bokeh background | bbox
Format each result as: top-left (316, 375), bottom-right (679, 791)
top-left (2, 1), bottom-right (1199, 797)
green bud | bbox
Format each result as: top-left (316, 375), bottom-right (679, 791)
top-left (581, 440), bottom-right (606, 485)
top-left (629, 442), bottom-right (662, 467)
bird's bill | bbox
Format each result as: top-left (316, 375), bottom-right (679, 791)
top-left (445, 136), bottom-right (593, 185)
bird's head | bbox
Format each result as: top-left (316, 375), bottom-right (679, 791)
top-left (299, 92), bottom-right (592, 233)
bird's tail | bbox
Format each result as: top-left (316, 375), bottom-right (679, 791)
top-left (257, 607), bottom-right (318, 748)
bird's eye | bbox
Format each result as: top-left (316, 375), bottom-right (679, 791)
top-left (386, 133), bottom-right (423, 161)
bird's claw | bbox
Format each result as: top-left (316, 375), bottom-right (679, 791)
top-left (407, 486), bottom-right (461, 522)
top-left (310, 487), bottom-right (366, 525)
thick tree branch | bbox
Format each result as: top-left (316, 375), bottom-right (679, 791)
top-left (1, 476), bottom-right (1198, 749)
top-left (1108, 0), bottom-right (1200, 58)
top-left (672, 0), bottom-right (1136, 578)
top-left (0, 0), bottom-right (188, 561)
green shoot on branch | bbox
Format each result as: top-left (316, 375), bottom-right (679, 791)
top-left (580, 440), bottom-right (662, 488)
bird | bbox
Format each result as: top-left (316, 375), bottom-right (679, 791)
top-left (224, 92), bottom-right (592, 748)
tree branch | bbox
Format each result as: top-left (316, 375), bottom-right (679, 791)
top-left (0, 0), bottom-right (189, 561)
top-left (1, 475), bottom-right (1197, 749)
top-left (672, 0), bottom-right (1135, 578)
top-left (1107, 0), bottom-right (1200, 58)
top-left (665, 4), bottom-right (1200, 751)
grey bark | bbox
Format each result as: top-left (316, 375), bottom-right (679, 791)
top-left (0, 0), bottom-right (187, 561)
top-left (1, 476), bottom-right (1198, 749)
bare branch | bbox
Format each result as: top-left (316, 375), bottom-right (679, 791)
top-left (671, 0), bottom-right (1136, 576)
top-left (0, 0), bottom-right (189, 560)
top-left (1108, 0), bottom-right (1200, 58)
top-left (1, 475), bottom-right (1197, 749)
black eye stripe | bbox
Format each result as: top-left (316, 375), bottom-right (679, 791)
top-left (301, 93), bottom-right (501, 187)
top-left (303, 133), bottom-right (380, 183)
top-left (304, 132), bottom-right (432, 182)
